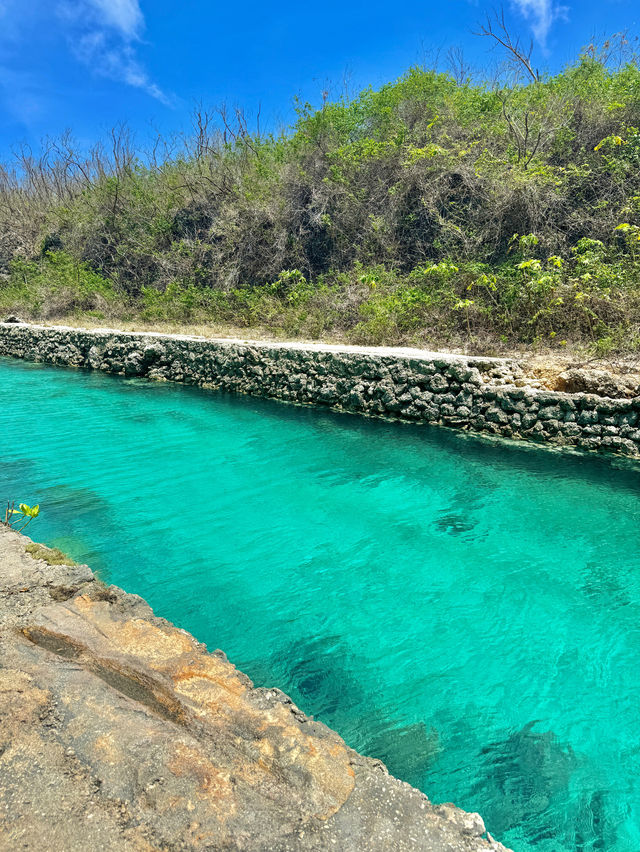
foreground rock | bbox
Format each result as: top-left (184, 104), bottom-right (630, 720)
top-left (0, 528), bottom-right (509, 851)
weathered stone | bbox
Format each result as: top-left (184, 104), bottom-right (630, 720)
top-left (439, 392), bottom-right (458, 406)
top-left (429, 373), bottom-right (449, 393)
top-left (619, 411), bottom-right (638, 427)
top-left (528, 422), bottom-right (547, 441)
top-left (0, 528), bottom-right (509, 852)
top-left (1, 323), bottom-right (640, 458)
top-left (87, 344), bottom-right (103, 369)
top-left (455, 391), bottom-right (474, 408)
top-left (538, 406), bottom-right (562, 421)
top-left (123, 351), bottom-right (143, 375)
top-left (557, 368), bottom-right (638, 398)
top-left (560, 423), bottom-right (581, 437)
top-left (577, 409), bottom-right (599, 426)
top-left (422, 406), bottom-right (440, 421)
top-left (486, 406), bottom-right (508, 425)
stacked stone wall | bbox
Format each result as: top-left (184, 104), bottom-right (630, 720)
top-left (2, 323), bottom-right (639, 456)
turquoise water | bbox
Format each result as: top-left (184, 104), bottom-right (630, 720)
top-left (2, 357), bottom-right (640, 850)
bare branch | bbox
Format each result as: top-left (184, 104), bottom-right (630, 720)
top-left (476, 8), bottom-right (539, 83)
top-left (446, 46), bottom-right (472, 85)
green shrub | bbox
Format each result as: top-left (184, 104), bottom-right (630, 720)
top-left (2, 45), bottom-right (640, 352)
top-left (2, 251), bottom-right (116, 319)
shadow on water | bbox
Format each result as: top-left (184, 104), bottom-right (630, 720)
top-left (245, 633), bottom-right (441, 788)
top-left (39, 482), bottom-right (110, 515)
top-left (580, 562), bottom-right (633, 611)
top-left (474, 721), bottom-right (577, 835)
top-left (573, 790), bottom-right (616, 852)
top-left (246, 634), bottom-right (364, 719)
top-left (357, 717), bottom-right (441, 787)
top-left (0, 457), bottom-right (37, 496)
top-left (1, 461), bottom-right (113, 575)
top-left (434, 509), bottom-right (479, 537)
top-left (472, 721), bottom-right (618, 850)
top-left (33, 483), bottom-right (117, 574)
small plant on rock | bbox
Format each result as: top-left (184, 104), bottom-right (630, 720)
top-left (3, 500), bottom-right (40, 532)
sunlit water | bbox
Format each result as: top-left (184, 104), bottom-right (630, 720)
top-left (2, 356), bottom-right (640, 850)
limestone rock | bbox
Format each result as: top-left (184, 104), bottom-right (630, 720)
top-left (556, 368), bottom-right (639, 399)
top-left (0, 527), bottom-right (509, 851)
top-left (1, 322), bottom-right (638, 457)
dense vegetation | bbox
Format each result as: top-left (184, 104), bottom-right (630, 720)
top-left (2, 36), bottom-right (640, 354)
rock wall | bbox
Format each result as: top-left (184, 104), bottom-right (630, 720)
top-left (0, 527), bottom-right (509, 851)
top-left (2, 322), bottom-right (640, 456)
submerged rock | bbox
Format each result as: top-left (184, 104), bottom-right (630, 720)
top-left (361, 719), bottom-right (441, 787)
top-left (473, 721), bottom-right (578, 839)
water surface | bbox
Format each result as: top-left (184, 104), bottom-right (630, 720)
top-left (2, 356), bottom-right (640, 851)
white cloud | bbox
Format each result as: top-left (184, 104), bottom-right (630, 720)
top-left (73, 26), bottom-right (169, 104)
top-left (510, 0), bottom-right (568, 46)
top-left (56, 0), bottom-right (168, 103)
top-left (87, 0), bottom-right (144, 39)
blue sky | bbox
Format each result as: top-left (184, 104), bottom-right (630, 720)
top-left (0, 0), bottom-right (637, 155)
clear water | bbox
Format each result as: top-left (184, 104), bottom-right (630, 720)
top-left (2, 357), bottom-right (640, 851)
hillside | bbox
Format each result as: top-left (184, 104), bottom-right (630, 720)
top-left (2, 41), bottom-right (640, 356)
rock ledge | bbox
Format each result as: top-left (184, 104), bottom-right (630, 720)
top-left (0, 527), bottom-right (509, 851)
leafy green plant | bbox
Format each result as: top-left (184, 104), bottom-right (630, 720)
top-left (615, 223), bottom-right (640, 260)
top-left (1, 40), bottom-right (640, 353)
top-left (4, 501), bottom-right (40, 533)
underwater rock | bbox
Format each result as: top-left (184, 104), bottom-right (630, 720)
top-left (474, 721), bottom-right (577, 838)
top-left (260, 637), bottom-right (442, 789)
top-left (361, 719), bottom-right (441, 787)
top-left (286, 634), bottom-right (365, 717)
top-left (434, 512), bottom-right (477, 536)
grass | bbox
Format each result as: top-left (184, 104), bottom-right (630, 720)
top-left (25, 542), bottom-right (79, 567)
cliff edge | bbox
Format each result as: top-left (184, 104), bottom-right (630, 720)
top-left (0, 527), bottom-right (509, 851)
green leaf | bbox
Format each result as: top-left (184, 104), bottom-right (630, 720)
top-left (18, 503), bottom-right (40, 517)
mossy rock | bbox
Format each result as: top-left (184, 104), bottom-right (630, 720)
top-left (25, 542), bottom-right (78, 567)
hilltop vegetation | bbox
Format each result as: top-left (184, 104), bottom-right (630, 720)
top-left (2, 35), bottom-right (640, 355)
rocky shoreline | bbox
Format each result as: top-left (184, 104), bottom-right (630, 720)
top-left (2, 321), bottom-right (640, 456)
top-left (0, 527), bottom-right (509, 851)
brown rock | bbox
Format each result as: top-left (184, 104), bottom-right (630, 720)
top-left (555, 368), bottom-right (639, 398)
top-left (0, 527), bottom-right (510, 851)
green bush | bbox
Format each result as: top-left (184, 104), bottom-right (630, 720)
top-left (2, 44), bottom-right (640, 353)
top-left (1, 251), bottom-right (116, 319)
